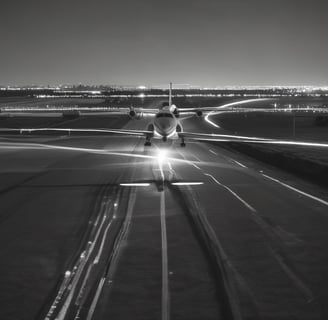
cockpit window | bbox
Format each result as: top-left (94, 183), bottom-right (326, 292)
top-left (156, 113), bottom-right (173, 118)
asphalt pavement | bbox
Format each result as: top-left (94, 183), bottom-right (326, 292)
top-left (0, 115), bottom-right (327, 319)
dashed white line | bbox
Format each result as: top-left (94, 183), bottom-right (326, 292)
top-left (209, 149), bottom-right (218, 156)
top-left (193, 154), bottom-right (202, 162)
top-left (231, 159), bottom-right (247, 168)
top-left (262, 174), bottom-right (328, 207)
top-left (204, 173), bottom-right (257, 212)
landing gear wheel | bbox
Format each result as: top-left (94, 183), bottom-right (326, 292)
top-left (144, 141), bottom-right (151, 147)
top-left (180, 142), bottom-right (186, 147)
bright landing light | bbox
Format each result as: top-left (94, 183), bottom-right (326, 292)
top-left (157, 149), bottom-right (168, 162)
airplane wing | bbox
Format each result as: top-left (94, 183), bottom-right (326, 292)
top-left (1, 127), bottom-right (327, 149)
top-left (0, 127), bottom-right (153, 137)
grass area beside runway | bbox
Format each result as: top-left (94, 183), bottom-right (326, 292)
top-left (0, 114), bottom-right (130, 130)
top-left (213, 111), bottom-right (328, 140)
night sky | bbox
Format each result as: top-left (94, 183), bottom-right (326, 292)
top-left (0, 0), bottom-right (327, 87)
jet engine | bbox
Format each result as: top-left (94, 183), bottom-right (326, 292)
top-left (129, 107), bottom-right (136, 118)
top-left (128, 106), bottom-right (141, 119)
top-left (195, 110), bottom-right (203, 117)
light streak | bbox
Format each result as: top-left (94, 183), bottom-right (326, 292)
top-left (216, 98), bottom-right (273, 109)
top-left (204, 173), bottom-right (257, 212)
top-left (204, 98), bottom-right (273, 129)
top-left (171, 182), bottom-right (204, 186)
top-left (204, 112), bottom-right (221, 128)
top-left (119, 183), bottom-right (150, 187)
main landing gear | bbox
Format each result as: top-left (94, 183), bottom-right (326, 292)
top-left (144, 137), bottom-right (151, 146)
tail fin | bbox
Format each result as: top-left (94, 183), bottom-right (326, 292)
top-left (169, 82), bottom-right (172, 106)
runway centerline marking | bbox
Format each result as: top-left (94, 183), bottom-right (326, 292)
top-left (204, 173), bottom-right (257, 213)
top-left (262, 174), bottom-right (328, 207)
top-left (160, 190), bottom-right (170, 320)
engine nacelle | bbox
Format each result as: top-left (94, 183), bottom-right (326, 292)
top-left (195, 110), bottom-right (203, 117)
top-left (129, 109), bottom-right (136, 118)
top-left (169, 104), bottom-right (179, 118)
top-left (173, 108), bottom-right (179, 118)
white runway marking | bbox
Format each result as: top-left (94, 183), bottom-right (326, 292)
top-left (231, 159), bottom-right (247, 168)
top-left (160, 191), bottom-right (169, 320)
top-left (209, 149), bottom-right (218, 156)
top-left (262, 174), bottom-right (328, 207)
top-left (204, 173), bottom-right (257, 212)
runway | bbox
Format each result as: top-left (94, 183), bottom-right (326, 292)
top-left (0, 115), bottom-right (327, 319)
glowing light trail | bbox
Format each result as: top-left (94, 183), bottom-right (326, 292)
top-left (171, 182), bottom-right (204, 186)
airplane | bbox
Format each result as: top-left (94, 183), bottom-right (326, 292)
top-left (1, 83), bottom-right (328, 149)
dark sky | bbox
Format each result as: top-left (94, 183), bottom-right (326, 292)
top-left (0, 0), bottom-right (327, 86)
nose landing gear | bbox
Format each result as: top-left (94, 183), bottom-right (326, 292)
top-left (180, 137), bottom-right (186, 147)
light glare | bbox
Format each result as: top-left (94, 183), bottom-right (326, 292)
top-left (120, 183), bottom-right (150, 187)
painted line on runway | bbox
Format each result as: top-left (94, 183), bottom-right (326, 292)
top-left (204, 173), bottom-right (257, 212)
top-left (190, 162), bottom-right (201, 170)
top-left (209, 149), bottom-right (218, 156)
top-left (262, 174), bottom-right (328, 207)
top-left (193, 154), bottom-right (202, 162)
top-left (160, 191), bottom-right (170, 320)
top-left (231, 159), bottom-right (247, 169)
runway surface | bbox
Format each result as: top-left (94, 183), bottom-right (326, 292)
top-left (0, 114), bottom-right (328, 319)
